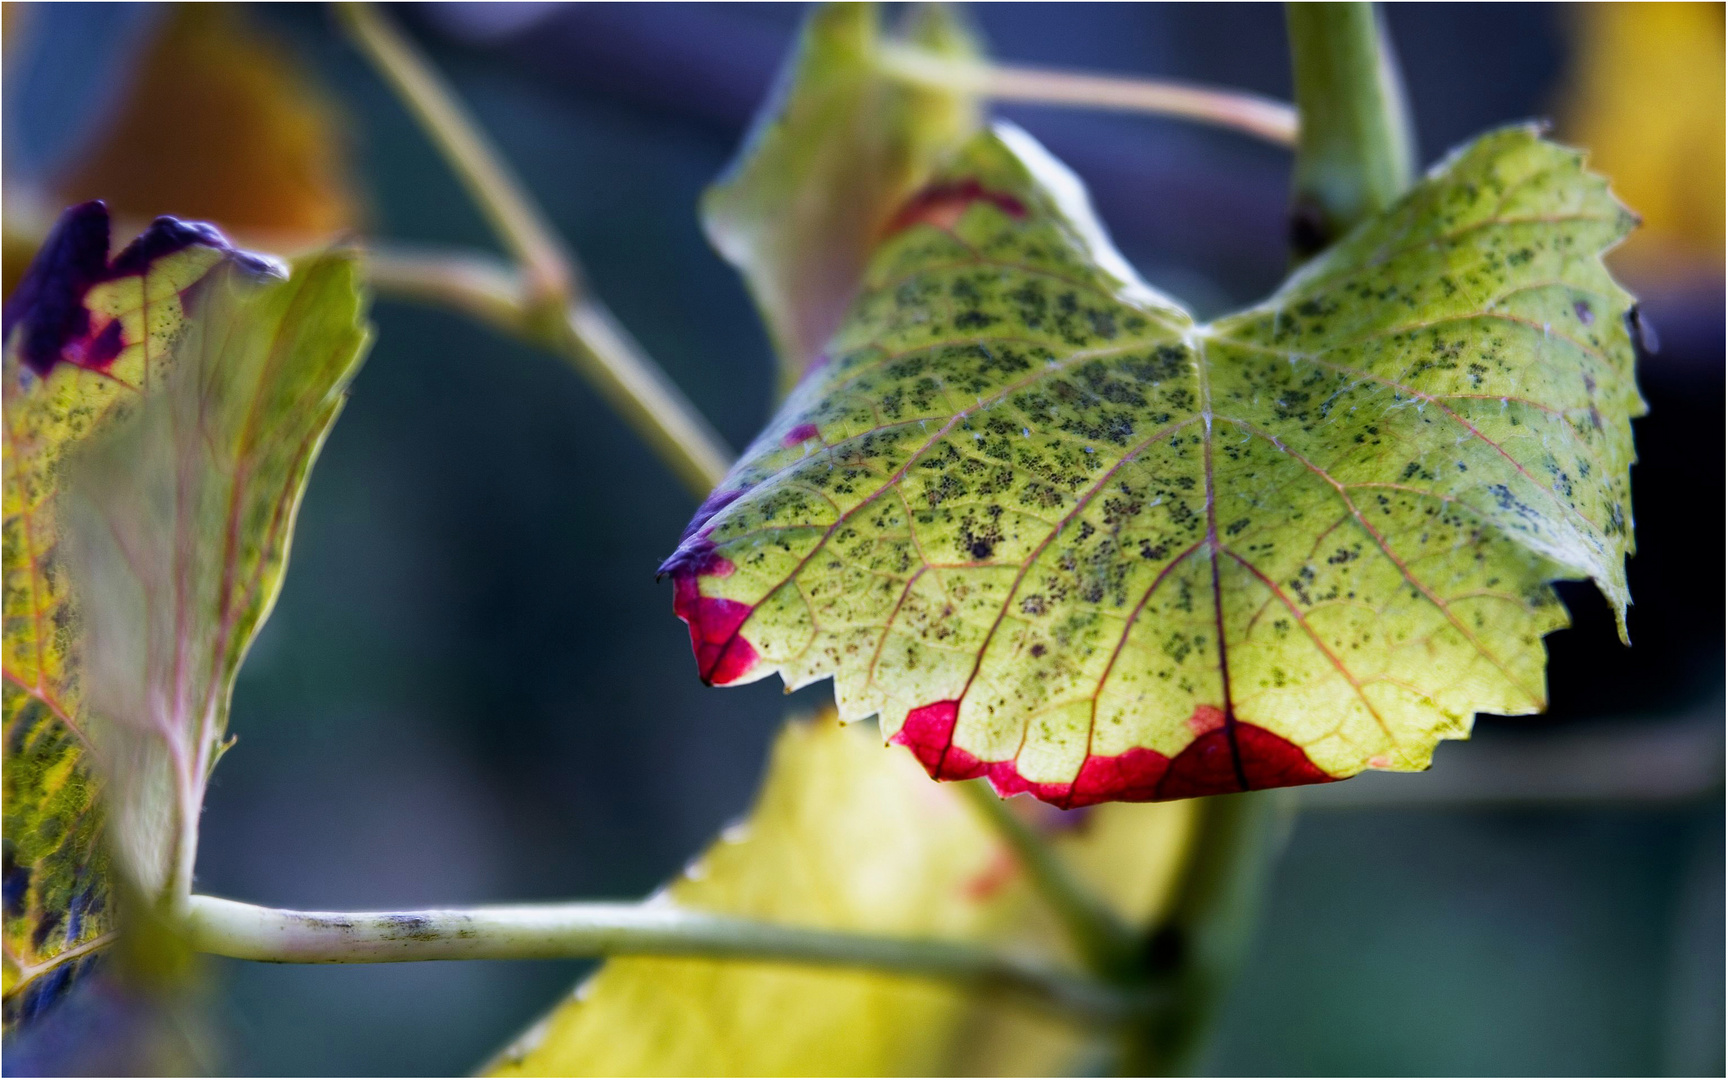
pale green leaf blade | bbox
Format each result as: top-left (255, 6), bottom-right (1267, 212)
top-left (487, 714), bottom-right (1197, 1078)
top-left (664, 124), bottom-right (1639, 805)
top-left (702, 1), bottom-right (981, 388)
top-left (64, 249), bottom-right (370, 904)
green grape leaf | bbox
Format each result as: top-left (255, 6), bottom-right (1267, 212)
top-left (487, 713), bottom-right (1198, 1077)
top-left (664, 124), bottom-right (1641, 807)
top-left (1, 202), bottom-right (369, 1026)
top-left (702, 1), bottom-right (980, 389)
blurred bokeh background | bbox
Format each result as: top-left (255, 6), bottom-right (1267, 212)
top-left (3, 3), bottom-right (1722, 1075)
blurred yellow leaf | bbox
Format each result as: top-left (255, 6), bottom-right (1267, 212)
top-left (487, 715), bottom-right (1196, 1077)
top-left (1558, 2), bottom-right (1724, 279)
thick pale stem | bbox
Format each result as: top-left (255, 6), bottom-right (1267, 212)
top-left (363, 247), bottom-right (529, 333)
top-left (184, 895), bottom-right (1138, 1021)
top-left (877, 44), bottom-right (1298, 147)
top-left (958, 782), bottom-right (1139, 976)
top-left (1285, 1), bottom-right (1416, 256)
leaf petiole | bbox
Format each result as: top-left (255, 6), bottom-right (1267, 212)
top-left (1285, 1), bottom-right (1416, 255)
top-left (875, 44), bottom-right (1299, 147)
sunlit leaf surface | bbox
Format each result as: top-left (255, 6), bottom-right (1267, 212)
top-left (1, 202), bottom-right (369, 1026)
top-left (665, 124), bottom-right (1641, 807)
top-left (702, 2), bottom-right (979, 389)
top-left (488, 715), bottom-right (1195, 1077)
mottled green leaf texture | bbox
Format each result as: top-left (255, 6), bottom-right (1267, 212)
top-left (490, 713), bottom-right (1198, 1077)
top-left (702, 2), bottom-right (980, 389)
top-left (665, 124), bottom-right (1641, 807)
top-left (2, 202), bottom-right (370, 1027)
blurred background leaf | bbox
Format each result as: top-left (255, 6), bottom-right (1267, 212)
top-left (1556, 2), bottom-right (1724, 287)
top-left (702, 2), bottom-right (980, 389)
top-left (489, 713), bottom-right (1197, 1078)
top-left (3, 1), bottom-right (359, 289)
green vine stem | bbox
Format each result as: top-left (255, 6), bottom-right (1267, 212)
top-left (183, 894), bottom-right (1141, 1023)
top-left (1285, 1), bottom-right (1416, 257)
top-left (337, 4), bottom-right (732, 496)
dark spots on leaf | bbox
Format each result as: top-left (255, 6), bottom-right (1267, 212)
top-left (1573, 299), bottom-right (1594, 325)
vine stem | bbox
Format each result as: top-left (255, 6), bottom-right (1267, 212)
top-left (1285, 1), bottom-right (1416, 255)
top-left (336, 2), bottom-right (570, 303)
top-left (336, 3), bottom-right (731, 496)
top-left (876, 44), bottom-right (1299, 147)
top-left (183, 894), bottom-right (1140, 1022)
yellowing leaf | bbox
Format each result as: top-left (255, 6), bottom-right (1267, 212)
top-left (2, 202), bottom-right (370, 1026)
top-left (4, 203), bottom-right (255, 1024)
top-left (54, 4), bottom-right (360, 247)
top-left (702, 2), bottom-right (980, 390)
top-left (488, 715), bottom-right (1196, 1077)
top-left (664, 124), bottom-right (1640, 807)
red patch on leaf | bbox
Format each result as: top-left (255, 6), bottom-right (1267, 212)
top-left (883, 179), bottom-right (1028, 237)
top-left (782, 423), bottom-right (821, 448)
top-left (1064, 747), bottom-right (1173, 806)
top-left (890, 700), bottom-right (965, 776)
top-left (671, 563), bottom-right (759, 686)
top-left (84, 319), bottom-right (125, 368)
top-left (892, 700), bottom-right (1334, 806)
top-left (662, 489), bottom-right (763, 684)
top-left (1156, 721), bottom-right (1335, 800)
